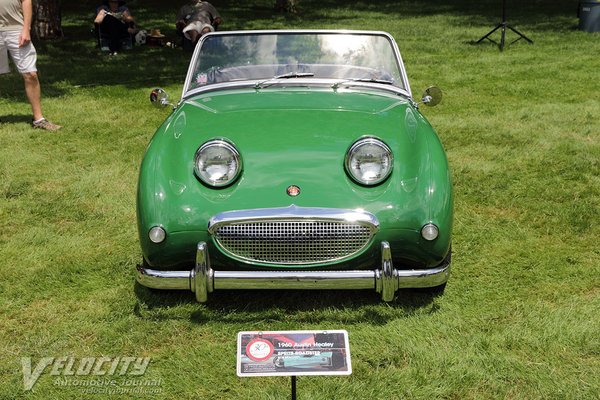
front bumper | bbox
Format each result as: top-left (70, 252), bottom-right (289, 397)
top-left (136, 241), bottom-right (450, 302)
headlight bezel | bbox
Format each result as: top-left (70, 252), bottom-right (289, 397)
top-left (193, 139), bottom-right (242, 188)
top-left (345, 137), bottom-right (394, 186)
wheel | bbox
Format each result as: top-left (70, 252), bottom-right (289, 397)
top-left (331, 352), bottom-right (346, 369)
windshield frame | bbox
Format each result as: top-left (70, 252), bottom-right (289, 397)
top-left (181, 30), bottom-right (412, 100)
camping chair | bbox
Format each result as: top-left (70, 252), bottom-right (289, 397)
top-left (94, 20), bottom-right (135, 52)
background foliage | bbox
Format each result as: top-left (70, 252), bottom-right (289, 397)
top-left (1, 0), bottom-right (598, 398)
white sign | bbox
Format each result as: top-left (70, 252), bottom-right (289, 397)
top-left (237, 330), bottom-right (351, 377)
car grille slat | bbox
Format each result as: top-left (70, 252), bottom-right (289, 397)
top-left (213, 220), bottom-right (375, 265)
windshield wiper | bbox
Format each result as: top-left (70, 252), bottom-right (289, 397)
top-left (274, 72), bottom-right (315, 79)
top-left (255, 72), bottom-right (315, 89)
top-left (331, 78), bottom-right (394, 90)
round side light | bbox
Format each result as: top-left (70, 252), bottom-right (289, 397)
top-left (421, 223), bottom-right (439, 241)
top-left (149, 226), bottom-right (166, 243)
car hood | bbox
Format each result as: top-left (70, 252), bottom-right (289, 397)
top-left (142, 87), bottom-right (446, 230)
top-left (138, 87), bottom-right (452, 268)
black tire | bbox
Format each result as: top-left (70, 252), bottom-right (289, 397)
top-left (331, 352), bottom-right (346, 369)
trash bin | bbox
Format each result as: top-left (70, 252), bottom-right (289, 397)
top-left (579, 1), bottom-right (600, 32)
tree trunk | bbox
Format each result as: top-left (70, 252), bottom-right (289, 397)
top-left (275, 0), bottom-right (298, 13)
top-left (33, 0), bottom-right (63, 40)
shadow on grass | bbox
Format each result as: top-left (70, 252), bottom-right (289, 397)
top-left (133, 282), bottom-right (442, 325)
top-left (7, 0), bottom-right (576, 102)
top-left (0, 114), bottom-right (32, 124)
top-left (217, 0), bottom-right (579, 32)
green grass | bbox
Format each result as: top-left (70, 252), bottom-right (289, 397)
top-left (1, 0), bottom-right (599, 398)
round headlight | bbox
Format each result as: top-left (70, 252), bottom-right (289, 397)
top-left (345, 138), bottom-right (393, 185)
top-left (194, 139), bottom-right (242, 187)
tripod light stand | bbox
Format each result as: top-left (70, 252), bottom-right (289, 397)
top-left (476, 0), bottom-right (533, 51)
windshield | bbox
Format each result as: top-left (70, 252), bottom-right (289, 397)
top-left (185, 31), bottom-right (407, 94)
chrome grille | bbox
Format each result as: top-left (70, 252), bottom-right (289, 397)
top-left (213, 220), bottom-right (375, 265)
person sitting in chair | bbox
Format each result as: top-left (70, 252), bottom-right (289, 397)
top-left (176, 0), bottom-right (222, 45)
top-left (94, 0), bottom-right (136, 55)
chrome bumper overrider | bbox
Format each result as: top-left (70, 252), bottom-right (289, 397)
top-left (136, 242), bottom-right (450, 302)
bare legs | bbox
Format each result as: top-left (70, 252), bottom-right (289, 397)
top-left (22, 71), bottom-right (43, 121)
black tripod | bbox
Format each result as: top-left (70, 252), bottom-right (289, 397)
top-left (476, 0), bottom-right (533, 51)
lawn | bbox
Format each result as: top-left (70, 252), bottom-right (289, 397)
top-left (0, 0), bottom-right (598, 399)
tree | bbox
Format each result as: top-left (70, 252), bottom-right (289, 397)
top-left (275, 0), bottom-right (298, 13)
top-left (33, 0), bottom-right (63, 40)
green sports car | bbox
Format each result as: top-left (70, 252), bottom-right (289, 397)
top-left (136, 30), bottom-right (452, 302)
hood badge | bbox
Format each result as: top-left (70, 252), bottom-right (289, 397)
top-left (286, 185), bottom-right (301, 197)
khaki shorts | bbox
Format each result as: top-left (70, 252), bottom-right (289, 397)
top-left (182, 21), bottom-right (214, 40)
top-left (0, 30), bottom-right (38, 75)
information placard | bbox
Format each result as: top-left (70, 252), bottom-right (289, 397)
top-left (237, 330), bottom-right (351, 377)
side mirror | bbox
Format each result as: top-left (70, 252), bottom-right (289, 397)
top-left (150, 88), bottom-right (173, 109)
top-left (421, 86), bottom-right (442, 107)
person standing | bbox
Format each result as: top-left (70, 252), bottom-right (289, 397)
top-left (0, 0), bottom-right (61, 131)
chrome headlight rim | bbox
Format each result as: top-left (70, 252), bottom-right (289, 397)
top-left (194, 139), bottom-right (242, 188)
top-left (345, 136), bottom-right (394, 186)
